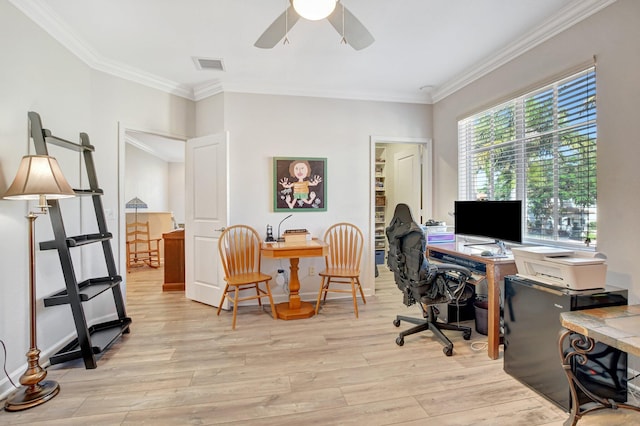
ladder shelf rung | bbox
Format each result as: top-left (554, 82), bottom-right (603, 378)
top-left (67, 233), bottom-right (113, 246)
top-left (43, 132), bottom-right (95, 152)
top-left (44, 276), bottom-right (123, 306)
top-left (73, 189), bottom-right (104, 196)
top-left (40, 232), bottom-right (113, 250)
top-left (49, 318), bottom-right (132, 367)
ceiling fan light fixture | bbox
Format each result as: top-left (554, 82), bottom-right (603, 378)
top-left (292, 0), bottom-right (337, 21)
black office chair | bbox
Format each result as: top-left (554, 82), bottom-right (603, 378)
top-left (386, 204), bottom-right (473, 356)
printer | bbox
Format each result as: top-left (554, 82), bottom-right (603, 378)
top-left (511, 246), bottom-right (607, 290)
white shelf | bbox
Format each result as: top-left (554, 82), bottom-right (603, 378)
top-left (375, 146), bottom-right (387, 252)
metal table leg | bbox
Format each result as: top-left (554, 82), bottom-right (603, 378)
top-left (559, 328), bottom-right (640, 426)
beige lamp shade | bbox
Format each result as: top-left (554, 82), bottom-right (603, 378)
top-left (3, 155), bottom-right (75, 200)
top-left (292, 0), bottom-right (337, 20)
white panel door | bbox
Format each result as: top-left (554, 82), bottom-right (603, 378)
top-left (185, 132), bottom-right (228, 307)
top-left (393, 147), bottom-right (422, 222)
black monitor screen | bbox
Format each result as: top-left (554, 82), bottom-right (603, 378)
top-left (454, 200), bottom-right (522, 244)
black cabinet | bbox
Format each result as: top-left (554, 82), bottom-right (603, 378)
top-left (503, 275), bottom-right (627, 411)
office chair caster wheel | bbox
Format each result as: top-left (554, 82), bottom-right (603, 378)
top-left (443, 346), bottom-right (453, 356)
top-left (393, 319), bottom-right (401, 327)
top-left (463, 330), bottom-right (471, 340)
top-left (396, 336), bottom-right (404, 346)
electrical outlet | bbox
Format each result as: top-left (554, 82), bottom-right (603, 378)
top-left (309, 266), bottom-right (315, 276)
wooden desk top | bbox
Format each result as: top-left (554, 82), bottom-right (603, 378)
top-left (427, 241), bottom-right (515, 265)
top-left (261, 239), bottom-right (328, 259)
top-left (561, 305), bottom-right (640, 357)
top-left (428, 240), bottom-right (518, 360)
top-left (162, 228), bottom-right (184, 239)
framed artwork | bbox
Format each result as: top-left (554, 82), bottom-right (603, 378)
top-left (273, 157), bottom-right (327, 212)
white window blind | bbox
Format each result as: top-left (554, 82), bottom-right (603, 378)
top-left (458, 67), bottom-right (597, 247)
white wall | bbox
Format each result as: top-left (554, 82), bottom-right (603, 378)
top-left (124, 142), bottom-right (186, 225)
top-left (81, 66), bottom-right (194, 300)
top-left (168, 161), bottom-right (186, 225)
top-left (432, 0), bottom-right (640, 302)
top-left (125, 143), bottom-right (170, 212)
top-left (0, 0), bottom-right (90, 397)
top-left (0, 0), bottom-right (193, 398)
top-left (197, 92), bottom-right (431, 302)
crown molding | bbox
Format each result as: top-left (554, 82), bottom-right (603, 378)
top-left (219, 81), bottom-right (432, 104)
top-left (194, 79), bottom-right (432, 104)
top-left (192, 80), bottom-right (225, 102)
top-left (9, 0), bottom-right (195, 100)
top-left (124, 133), bottom-right (157, 158)
top-left (10, 0), bottom-right (101, 65)
top-left (10, 0), bottom-right (615, 105)
top-left (95, 57), bottom-right (194, 99)
top-left (431, 0), bottom-right (617, 103)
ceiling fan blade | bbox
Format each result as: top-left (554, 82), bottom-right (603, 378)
top-left (254, 6), bottom-right (300, 49)
top-left (327, 5), bottom-right (374, 51)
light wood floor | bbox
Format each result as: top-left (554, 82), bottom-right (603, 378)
top-left (2, 266), bottom-right (635, 425)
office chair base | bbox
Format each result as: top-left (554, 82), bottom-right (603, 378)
top-left (393, 314), bottom-right (472, 356)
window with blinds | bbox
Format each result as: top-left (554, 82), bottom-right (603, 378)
top-left (457, 67), bottom-right (597, 247)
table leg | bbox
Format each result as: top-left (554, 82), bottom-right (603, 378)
top-left (559, 329), bottom-right (640, 426)
top-left (486, 267), bottom-right (500, 360)
top-left (275, 257), bottom-right (315, 320)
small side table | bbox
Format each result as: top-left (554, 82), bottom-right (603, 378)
top-left (261, 240), bottom-right (328, 320)
top-left (560, 305), bottom-right (640, 426)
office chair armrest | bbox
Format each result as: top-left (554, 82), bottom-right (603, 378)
top-left (435, 263), bottom-right (472, 278)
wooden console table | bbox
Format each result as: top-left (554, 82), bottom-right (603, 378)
top-left (162, 229), bottom-right (184, 291)
top-left (560, 305), bottom-right (640, 426)
top-left (261, 240), bottom-right (328, 320)
top-left (427, 241), bottom-right (517, 360)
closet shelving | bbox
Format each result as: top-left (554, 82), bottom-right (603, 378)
top-left (375, 146), bottom-right (387, 264)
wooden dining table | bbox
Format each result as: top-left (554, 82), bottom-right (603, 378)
top-left (261, 239), bottom-right (328, 320)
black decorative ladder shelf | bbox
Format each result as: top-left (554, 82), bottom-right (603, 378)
top-left (30, 111), bottom-right (131, 369)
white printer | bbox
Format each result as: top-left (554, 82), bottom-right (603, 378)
top-left (511, 246), bottom-right (607, 290)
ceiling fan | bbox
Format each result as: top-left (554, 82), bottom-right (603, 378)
top-left (255, 0), bottom-right (375, 51)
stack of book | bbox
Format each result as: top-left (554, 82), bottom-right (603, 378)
top-left (283, 229), bottom-right (311, 243)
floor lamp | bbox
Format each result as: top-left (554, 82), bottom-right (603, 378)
top-left (2, 155), bottom-right (75, 411)
top-left (125, 196), bottom-right (147, 223)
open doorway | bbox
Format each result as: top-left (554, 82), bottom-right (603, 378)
top-left (118, 125), bottom-right (186, 297)
top-left (370, 136), bottom-right (432, 288)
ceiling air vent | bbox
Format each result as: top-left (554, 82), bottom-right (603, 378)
top-left (193, 57), bottom-right (225, 71)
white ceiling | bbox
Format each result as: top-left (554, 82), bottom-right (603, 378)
top-left (11, 0), bottom-right (614, 104)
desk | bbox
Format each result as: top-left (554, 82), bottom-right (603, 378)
top-left (560, 306), bottom-right (640, 426)
top-left (426, 242), bottom-right (517, 360)
top-left (162, 229), bottom-right (184, 291)
top-left (261, 240), bottom-right (328, 320)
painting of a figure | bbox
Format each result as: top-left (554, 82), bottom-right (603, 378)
top-left (274, 157), bottom-right (326, 211)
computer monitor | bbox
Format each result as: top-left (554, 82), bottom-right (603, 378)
top-left (454, 200), bottom-right (523, 245)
